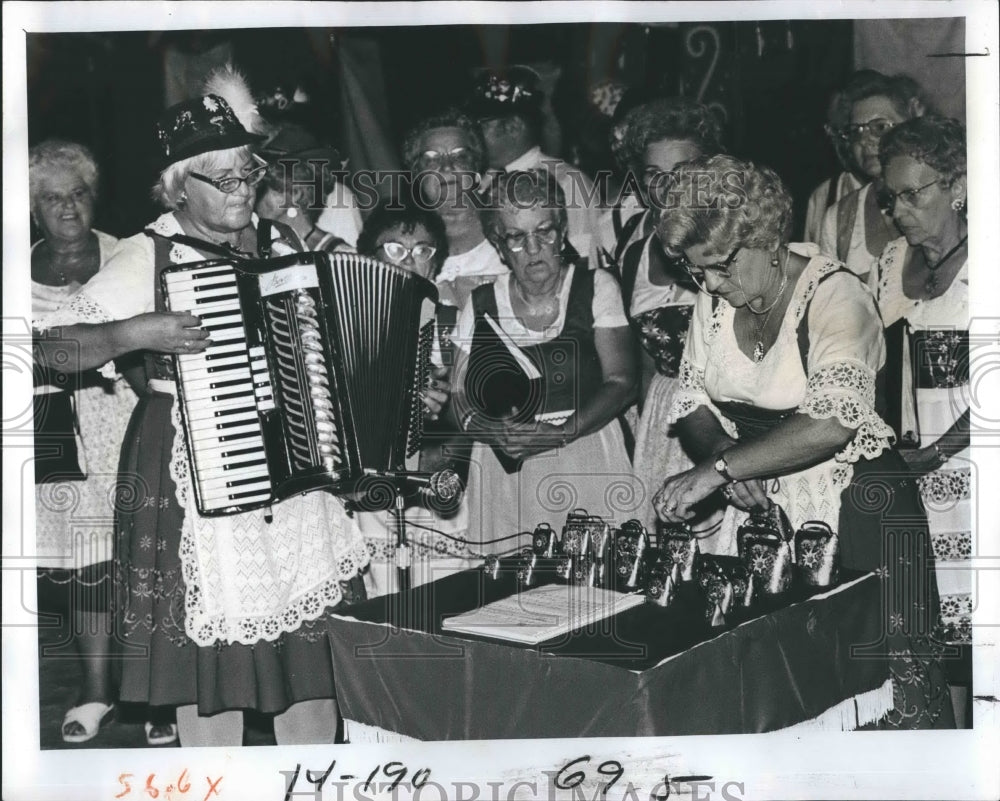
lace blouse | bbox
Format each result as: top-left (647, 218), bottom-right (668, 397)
top-left (669, 244), bottom-right (895, 528)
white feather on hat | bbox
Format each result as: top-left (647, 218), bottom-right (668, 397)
top-left (202, 64), bottom-right (265, 135)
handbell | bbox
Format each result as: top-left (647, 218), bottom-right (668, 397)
top-left (794, 520), bottom-right (840, 587)
top-left (657, 574), bottom-right (675, 607)
top-left (738, 501), bottom-right (794, 595)
top-left (483, 554), bottom-right (500, 580)
top-left (614, 520), bottom-right (648, 590)
top-left (590, 522), bottom-right (612, 588)
top-left (720, 581), bottom-right (735, 616)
top-left (532, 523), bottom-right (558, 557)
top-left (660, 521), bottom-right (698, 582)
top-left (516, 549), bottom-right (537, 587)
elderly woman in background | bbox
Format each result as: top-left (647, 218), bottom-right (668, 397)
top-left (452, 169), bottom-right (638, 554)
top-left (402, 109), bottom-right (505, 311)
top-left (255, 124), bottom-right (355, 253)
top-left (354, 202), bottom-right (477, 593)
top-left (802, 75), bottom-right (867, 243)
top-left (653, 154), bottom-right (953, 729)
top-left (29, 140), bottom-right (174, 744)
top-left (816, 71), bottom-right (927, 280)
top-left (871, 116), bottom-right (970, 725)
top-left (611, 97), bottom-right (722, 262)
top-left (36, 74), bottom-right (370, 746)
top-left (467, 67), bottom-right (600, 266)
top-left (613, 99), bottom-right (732, 537)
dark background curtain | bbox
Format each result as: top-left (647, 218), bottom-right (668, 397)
top-left (25, 19), bottom-right (961, 241)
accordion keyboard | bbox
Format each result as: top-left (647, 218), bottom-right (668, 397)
top-left (163, 265), bottom-right (276, 512)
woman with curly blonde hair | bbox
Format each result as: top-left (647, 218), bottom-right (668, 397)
top-left (654, 153), bottom-right (954, 730)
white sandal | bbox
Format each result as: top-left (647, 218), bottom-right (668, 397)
top-left (145, 721), bottom-right (178, 746)
top-left (62, 702), bottom-right (114, 743)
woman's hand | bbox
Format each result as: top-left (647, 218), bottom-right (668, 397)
top-left (900, 444), bottom-right (945, 476)
top-left (721, 478), bottom-right (770, 511)
top-left (124, 312), bottom-right (210, 354)
top-left (421, 365), bottom-right (451, 422)
top-left (496, 419), bottom-right (566, 461)
top-left (653, 460), bottom-right (728, 523)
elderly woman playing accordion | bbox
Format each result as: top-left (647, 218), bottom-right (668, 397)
top-left (35, 71), bottom-right (370, 746)
top-left (652, 154), bottom-right (953, 729)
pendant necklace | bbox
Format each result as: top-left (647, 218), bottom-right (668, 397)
top-left (750, 301), bottom-right (783, 363)
top-left (46, 241), bottom-right (99, 286)
top-left (922, 234), bottom-right (967, 295)
top-left (741, 250), bottom-right (789, 363)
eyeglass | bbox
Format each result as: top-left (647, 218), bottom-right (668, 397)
top-left (675, 247), bottom-right (741, 291)
top-left (414, 147), bottom-right (477, 172)
top-left (38, 187), bottom-right (91, 207)
top-left (379, 241), bottom-right (438, 264)
top-left (877, 178), bottom-right (943, 211)
top-left (189, 163), bottom-right (268, 194)
top-left (833, 118), bottom-right (896, 143)
top-left (502, 222), bottom-right (561, 252)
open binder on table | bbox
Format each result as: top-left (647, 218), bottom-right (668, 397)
top-left (441, 583), bottom-right (645, 645)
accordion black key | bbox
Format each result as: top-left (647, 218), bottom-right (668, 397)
top-left (161, 251), bottom-right (437, 515)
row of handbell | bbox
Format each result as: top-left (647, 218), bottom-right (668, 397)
top-left (483, 504), bottom-right (840, 625)
top-left (661, 503), bottom-right (841, 596)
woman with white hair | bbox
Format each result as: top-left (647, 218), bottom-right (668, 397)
top-left (36, 73), bottom-right (370, 746)
top-left (451, 169), bottom-right (638, 552)
top-left (29, 139), bottom-right (172, 744)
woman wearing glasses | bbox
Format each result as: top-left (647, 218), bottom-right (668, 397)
top-left (652, 153), bottom-right (953, 729)
top-left (815, 71), bottom-right (927, 280)
top-left (401, 109), bottom-right (506, 310)
top-left (28, 140), bottom-right (175, 745)
top-left (354, 203), bottom-right (478, 592)
top-left (452, 169), bottom-right (638, 554)
top-left (871, 116), bottom-right (971, 725)
top-left (35, 74), bottom-right (370, 746)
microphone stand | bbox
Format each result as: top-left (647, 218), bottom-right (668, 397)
top-left (392, 490), bottom-right (412, 595)
top-left (391, 488), bottom-right (413, 631)
top-left (378, 469), bottom-right (463, 631)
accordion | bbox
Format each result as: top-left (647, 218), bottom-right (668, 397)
top-left (161, 251), bottom-right (437, 516)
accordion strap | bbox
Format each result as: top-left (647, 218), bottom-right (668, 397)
top-left (143, 218), bottom-right (287, 260)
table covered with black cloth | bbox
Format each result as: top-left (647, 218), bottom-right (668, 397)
top-left (326, 562), bottom-right (888, 740)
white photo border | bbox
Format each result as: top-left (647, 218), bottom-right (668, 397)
top-left (4, 2), bottom-right (998, 800)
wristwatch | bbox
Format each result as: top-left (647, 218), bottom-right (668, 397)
top-left (713, 453), bottom-right (735, 482)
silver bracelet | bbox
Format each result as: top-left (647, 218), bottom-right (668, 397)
top-left (932, 442), bottom-right (947, 466)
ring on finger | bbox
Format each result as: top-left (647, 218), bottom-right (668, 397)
top-left (722, 485), bottom-right (734, 499)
